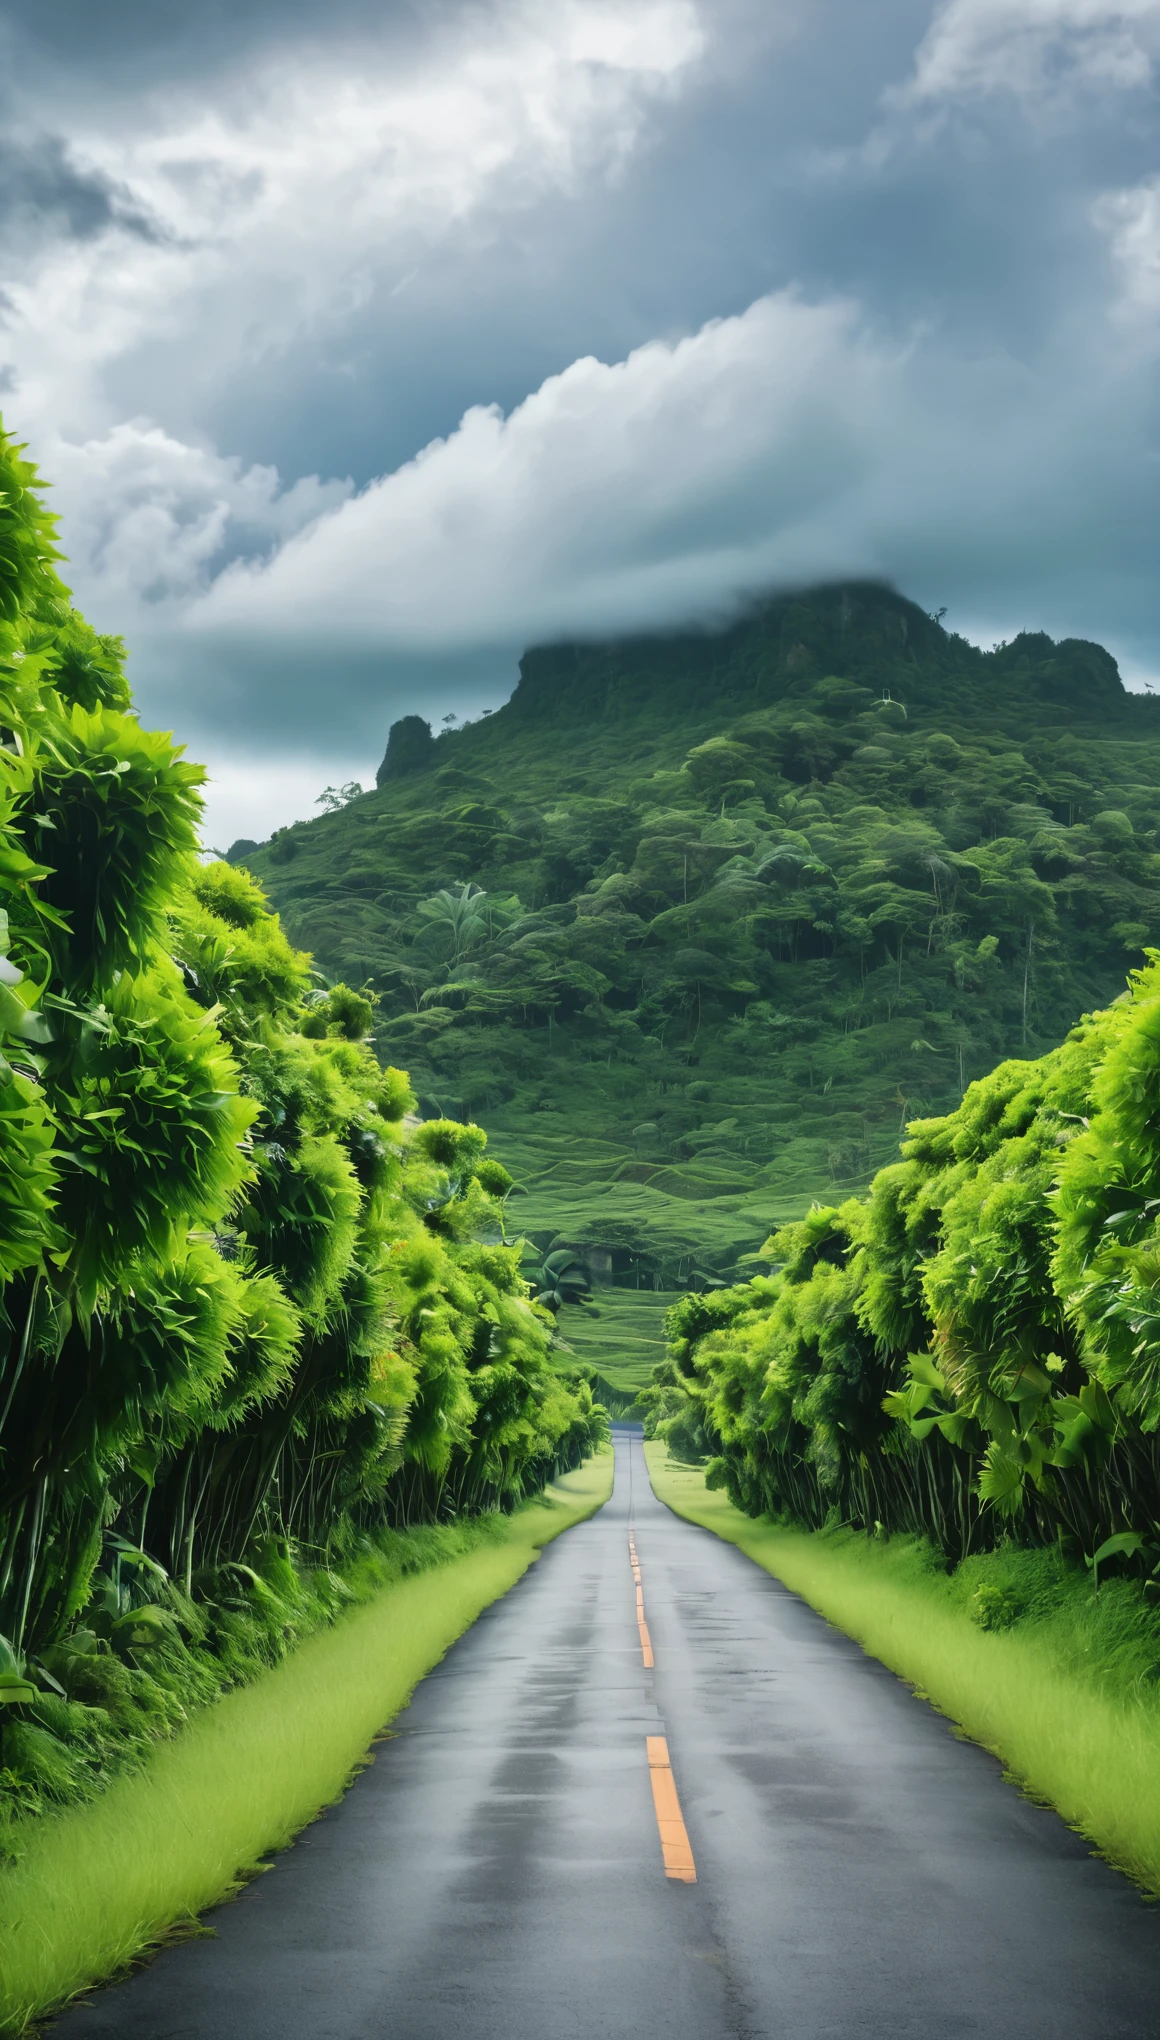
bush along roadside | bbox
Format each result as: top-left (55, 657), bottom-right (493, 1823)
top-left (646, 950), bottom-right (1160, 1577)
top-left (0, 421), bottom-right (606, 1846)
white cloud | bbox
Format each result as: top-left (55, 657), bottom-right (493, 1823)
top-left (3, 0), bottom-right (1157, 827)
top-left (180, 285), bottom-right (1153, 677)
top-left (895, 0), bottom-right (1160, 110)
top-left (189, 293), bottom-right (898, 650)
top-left (43, 422), bottom-right (350, 624)
top-left (1097, 173), bottom-right (1160, 315)
top-left (69, 0), bottom-right (701, 285)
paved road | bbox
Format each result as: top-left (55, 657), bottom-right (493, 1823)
top-left (55, 1429), bottom-right (1160, 2038)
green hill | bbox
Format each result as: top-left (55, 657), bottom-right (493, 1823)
top-left (239, 582), bottom-right (1160, 1284)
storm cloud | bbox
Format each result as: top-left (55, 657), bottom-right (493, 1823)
top-left (0, 0), bottom-right (1157, 843)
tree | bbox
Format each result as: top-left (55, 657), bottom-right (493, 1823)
top-left (316, 782), bottom-right (364, 812)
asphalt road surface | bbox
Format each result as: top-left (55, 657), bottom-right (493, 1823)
top-left (54, 1428), bottom-right (1160, 2038)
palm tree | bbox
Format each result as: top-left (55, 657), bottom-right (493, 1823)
top-left (416, 883), bottom-right (489, 964)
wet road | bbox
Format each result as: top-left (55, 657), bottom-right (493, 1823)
top-left (55, 1429), bottom-right (1160, 2037)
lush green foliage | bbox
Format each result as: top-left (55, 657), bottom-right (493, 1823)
top-left (648, 952), bottom-right (1160, 1585)
top-left (0, 422), bottom-right (604, 1836)
top-left (243, 585), bottom-right (1160, 1284)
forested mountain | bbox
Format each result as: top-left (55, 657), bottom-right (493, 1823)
top-left (241, 584), bottom-right (1160, 1290)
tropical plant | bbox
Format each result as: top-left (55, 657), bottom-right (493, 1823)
top-left (525, 1248), bottom-right (592, 1314)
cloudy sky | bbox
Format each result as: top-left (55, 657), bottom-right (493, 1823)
top-left (1, 0), bottom-right (1158, 845)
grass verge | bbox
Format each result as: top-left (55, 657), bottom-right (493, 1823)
top-left (0, 1451), bottom-right (612, 2035)
top-left (645, 1443), bottom-right (1160, 1896)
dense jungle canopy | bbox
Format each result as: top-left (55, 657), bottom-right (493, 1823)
top-left (241, 585), bottom-right (1160, 1298)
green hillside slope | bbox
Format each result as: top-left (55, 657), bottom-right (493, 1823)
top-left (555, 1288), bottom-right (678, 1414)
top-left (240, 583), bottom-right (1160, 1283)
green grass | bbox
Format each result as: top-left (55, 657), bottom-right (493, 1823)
top-left (645, 1444), bottom-right (1160, 1895)
top-left (0, 1454), bottom-right (612, 2035)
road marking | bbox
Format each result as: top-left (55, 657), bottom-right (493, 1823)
top-left (630, 1534), bottom-right (693, 1876)
top-left (646, 1736), bottom-right (697, 1883)
top-left (629, 1533), bottom-right (652, 1667)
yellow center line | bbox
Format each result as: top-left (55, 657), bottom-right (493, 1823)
top-left (629, 1532), bottom-right (652, 1667)
top-left (646, 1735), bottom-right (697, 1882)
top-left (629, 1537), bottom-right (694, 1876)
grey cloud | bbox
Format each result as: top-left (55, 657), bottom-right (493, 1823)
top-left (1, 0), bottom-right (426, 82)
top-left (0, 132), bottom-right (161, 245)
top-left (134, 636), bottom-right (516, 774)
top-left (125, 0), bottom-right (1156, 495)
